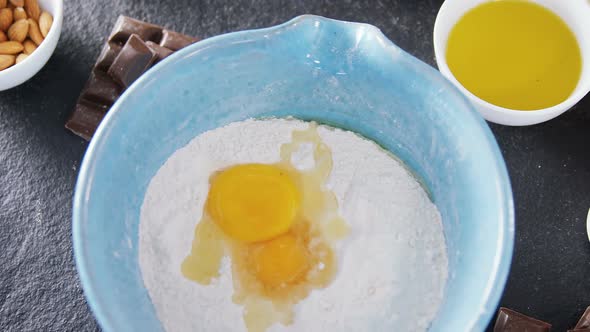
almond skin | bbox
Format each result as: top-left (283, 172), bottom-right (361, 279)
top-left (9, 0), bottom-right (23, 7)
top-left (38, 10), bottom-right (50, 37)
top-left (0, 0), bottom-right (6, 9)
top-left (26, 17), bottom-right (40, 44)
top-left (0, 7), bottom-right (13, 31)
top-left (13, 6), bottom-right (25, 20)
top-left (23, 0), bottom-right (37, 20)
top-left (0, 30), bottom-right (6, 42)
top-left (0, 53), bottom-right (15, 69)
top-left (22, 37), bottom-right (34, 53)
top-left (15, 51), bottom-right (25, 63)
top-left (0, 40), bottom-right (23, 54)
top-left (7, 18), bottom-right (27, 42)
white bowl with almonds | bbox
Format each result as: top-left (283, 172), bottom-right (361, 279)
top-left (0, 0), bottom-right (62, 91)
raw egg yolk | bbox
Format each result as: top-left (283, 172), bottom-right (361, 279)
top-left (250, 233), bottom-right (310, 288)
top-left (206, 164), bottom-right (300, 243)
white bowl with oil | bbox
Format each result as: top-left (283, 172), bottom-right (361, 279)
top-left (434, 0), bottom-right (590, 126)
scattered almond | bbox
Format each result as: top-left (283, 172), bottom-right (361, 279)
top-left (13, 6), bottom-right (25, 20)
top-left (7, 18), bottom-right (26, 42)
top-left (15, 51), bottom-right (25, 63)
top-left (25, 17), bottom-right (39, 44)
top-left (0, 30), bottom-right (6, 42)
top-left (38, 10), bottom-right (49, 37)
top-left (0, 40), bottom-right (22, 54)
top-left (22, 37), bottom-right (33, 53)
top-left (0, 7), bottom-right (12, 31)
top-left (9, 0), bottom-right (23, 7)
top-left (0, 0), bottom-right (6, 9)
top-left (0, 53), bottom-right (14, 69)
top-left (23, 0), bottom-right (37, 20)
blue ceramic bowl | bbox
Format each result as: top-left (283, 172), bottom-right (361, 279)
top-left (73, 15), bottom-right (514, 332)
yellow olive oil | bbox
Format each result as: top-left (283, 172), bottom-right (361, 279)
top-left (446, 0), bottom-right (582, 110)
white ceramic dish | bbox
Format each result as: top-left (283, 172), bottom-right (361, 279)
top-left (0, 0), bottom-right (63, 91)
top-left (434, 0), bottom-right (590, 126)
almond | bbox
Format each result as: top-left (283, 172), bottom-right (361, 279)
top-left (0, 53), bottom-right (14, 69)
top-left (13, 6), bottom-right (25, 20)
top-left (23, 0), bottom-right (37, 20)
top-left (9, 0), bottom-right (23, 7)
top-left (0, 40), bottom-right (22, 54)
top-left (0, 7), bottom-right (12, 31)
top-left (38, 11), bottom-right (50, 37)
top-left (26, 17), bottom-right (39, 44)
top-left (7, 18), bottom-right (26, 42)
top-left (0, 30), bottom-right (6, 42)
top-left (0, 0), bottom-right (6, 9)
top-left (22, 37), bottom-right (33, 53)
top-left (15, 51), bottom-right (25, 63)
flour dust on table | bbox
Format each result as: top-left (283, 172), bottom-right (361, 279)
top-left (139, 118), bottom-right (448, 332)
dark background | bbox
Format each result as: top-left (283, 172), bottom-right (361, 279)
top-left (1, 0), bottom-right (589, 331)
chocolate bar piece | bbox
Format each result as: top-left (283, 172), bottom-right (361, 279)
top-left (66, 16), bottom-right (199, 140)
top-left (160, 29), bottom-right (199, 51)
top-left (107, 34), bottom-right (156, 88)
top-left (146, 41), bottom-right (173, 62)
top-left (575, 306), bottom-right (590, 329)
top-left (109, 16), bottom-right (163, 44)
top-left (83, 70), bottom-right (122, 105)
top-left (95, 42), bottom-right (122, 72)
top-left (66, 101), bottom-right (109, 141)
top-left (493, 308), bottom-right (551, 332)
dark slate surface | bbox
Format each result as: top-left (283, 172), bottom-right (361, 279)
top-left (0, 0), bottom-right (588, 331)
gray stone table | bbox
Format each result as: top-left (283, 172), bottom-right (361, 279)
top-left (1, 0), bottom-right (588, 331)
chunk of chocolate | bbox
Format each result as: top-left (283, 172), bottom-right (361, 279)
top-left (83, 70), bottom-right (122, 105)
top-left (66, 16), bottom-right (199, 140)
top-left (65, 100), bottom-right (109, 141)
top-left (146, 41), bottom-right (173, 62)
top-left (493, 308), bottom-right (551, 332)
top-left (95, 42), bottom-right (122, 72)
top-left (576, 306), bottom-right (590, 329)
top-left (109, 16), bottom-right (163, 44)
top-left (159, 29), bottom-right (199, 51)
top-left (107, 34), bottom-right (156, 88)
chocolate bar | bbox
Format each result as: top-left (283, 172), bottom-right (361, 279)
top-left (66, 101), bottom-right (110, 141)
top-left (83, 70), bottom-right (122, 105)
top-left (107, 34), bottom-right (157, 88)
top-left (109, 16), bottom-right (162, 44)
top-left (160, 29), bottom-right (199, 51)
top-left (66, 16), bottom-right (200, 140)
top-left (95, 42), bottom-right (122, 72)
top-left (145, 41), bottom-right (173, 63)
top-left (576, 306), bottom-right (590, 329)
top-left (493, 307), bottom-right (551, 332)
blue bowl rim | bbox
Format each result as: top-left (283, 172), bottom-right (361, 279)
top-left (72, 14), bottom-right (515, 332)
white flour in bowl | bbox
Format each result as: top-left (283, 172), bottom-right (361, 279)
top-left (139, 118), bottom-right (448, 332)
